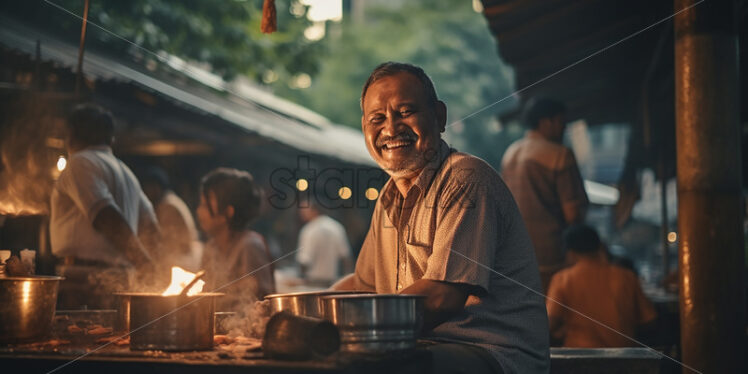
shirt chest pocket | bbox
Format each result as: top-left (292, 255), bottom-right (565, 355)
top-left (404, 208), bottom-right (435, 271)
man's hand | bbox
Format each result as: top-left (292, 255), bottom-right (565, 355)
top-left (93, 205), bottom-right (156, 270)
top-left (400, 279), bottom-right (472, 332)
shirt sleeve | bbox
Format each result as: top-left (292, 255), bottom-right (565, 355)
top-left (56, 155), bottom-right (115, 224)
top-left (545, 272), bottom-right (566, 322)
top-left (422, 181), bottom-right (497, 291)
top-left (296, 227), bottom-right (314, 265)
top-left (556, 149), bottom-right (589, 218)
top-left (352, 204), bottom-right (382, 292)
top-left (336, 226), bottom-right (352, 258)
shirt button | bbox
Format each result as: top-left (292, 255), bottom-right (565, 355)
top-left (397, 283), bottom-right (402, 290)
top-left (401, 263), bottom-right (406, 269)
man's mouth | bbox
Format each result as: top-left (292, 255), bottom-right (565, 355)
top-left (378, 135), bottom-right (417, 151)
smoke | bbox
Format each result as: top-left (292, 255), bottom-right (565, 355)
top-left (0, 96), bottom-right (66, 216)
top-left (218, 299), bottom-right (270, 339)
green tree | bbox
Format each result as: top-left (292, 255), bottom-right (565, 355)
top-left (273, 1), bottom-right (520, 167)
top-left (1, 0), bottom-right (323, 81)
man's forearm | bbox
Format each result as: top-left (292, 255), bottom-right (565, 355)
top-left (400, 279), bottom-right (470, 332)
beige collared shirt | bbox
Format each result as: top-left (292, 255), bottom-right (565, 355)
top-left (501, 130), bottom-right (588, 268)
top-left (351, 140), bottom-right (550, 374)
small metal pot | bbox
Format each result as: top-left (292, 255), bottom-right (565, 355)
top-left (262, 312), bottom-right (340, 360)
top-left (321, 294), bottom-right (425, 353)
top-left (0, 276), bottom-right (64, 343)
top-left (265, 290), bottom-right (372, 318)
top-left (119, 292), bottom-right (223, 351)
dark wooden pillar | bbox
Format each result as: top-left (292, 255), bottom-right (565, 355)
top-left (674, 0), bottom-right (745, 373)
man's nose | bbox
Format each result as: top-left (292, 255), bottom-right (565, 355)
top-left (381, 113), bottom-right (403, 137)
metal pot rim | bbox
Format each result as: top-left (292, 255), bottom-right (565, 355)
top-left (0, 275), bottom-right (64, 281)
top-left (264, 290), bottom-right (372, 299)
top-left (321, 293), bottom-right (426, 300)
top-left (113, 292), bottom-right (224, 297)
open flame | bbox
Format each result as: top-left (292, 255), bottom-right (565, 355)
top-left (161, 266), bottom-right (205, 296)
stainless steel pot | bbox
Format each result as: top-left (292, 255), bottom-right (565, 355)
top-left (0, 276), bottom-right (64, 343)
top-left (321, 294), bottom-right (425, 353)
top-left (265, 290), bottom-right (372, 318)
top-left (118, 292), bottom-right (223, 351)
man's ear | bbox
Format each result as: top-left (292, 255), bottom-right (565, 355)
top-left (436, 100), bottom-right (447, 133)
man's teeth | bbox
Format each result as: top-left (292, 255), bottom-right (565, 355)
top-left (383, 140), bottom-right (414, 149)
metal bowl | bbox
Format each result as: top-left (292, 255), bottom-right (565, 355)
top-left (0, 276), bottom-right (64, 343)
top-left (265, 290), bottom-right (372, 318)
top-left (117, 292), bottom-right (223, 351)
top-left (321, 294), bottom-right (425, 353)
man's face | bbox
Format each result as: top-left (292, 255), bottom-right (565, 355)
top-left (361, 72), bottom-right (446, 180)
top-left (196, 191), bottom-right (227, 237)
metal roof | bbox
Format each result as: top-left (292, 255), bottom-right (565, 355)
top-left (0, 17), bottom-right (375, 166)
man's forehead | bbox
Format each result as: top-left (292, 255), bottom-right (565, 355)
top-left (363, 73), bottom-right (428, 109)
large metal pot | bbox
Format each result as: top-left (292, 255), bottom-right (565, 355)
top-left (0, 276), bottom-right (64, 343)
top-left (321, 294), bottom-right (425, 353)
top-left (265, 290), bottom-right (372, 318)
top-left (118, 292), bottom-right (223, 351)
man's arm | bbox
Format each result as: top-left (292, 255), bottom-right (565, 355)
top-left (400, 279), bottom-right (471, 332)
top-left (94, 205), bottom-right (155, 269)
top-left (557, 149), bottom-right (589, 225)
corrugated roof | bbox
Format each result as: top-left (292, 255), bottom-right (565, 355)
top-left (0, 17), bottom-right (375, 166)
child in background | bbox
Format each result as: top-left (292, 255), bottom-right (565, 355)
top-left (197, 168), bottom-right (275, 310)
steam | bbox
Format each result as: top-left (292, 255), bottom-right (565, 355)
top-left (0, 97), bottom-right (66, 216)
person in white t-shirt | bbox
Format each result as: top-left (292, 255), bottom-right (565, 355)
top-left (296, 200), bottom-right (353, 287)
top-left (51, 103), bottom-right (159, 308)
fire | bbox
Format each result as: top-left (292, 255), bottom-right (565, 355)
top-left (162, 266), bottom-right (205, 296)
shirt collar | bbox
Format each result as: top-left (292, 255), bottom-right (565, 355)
top-left (379, 139), bottom-right (453, 208)
top-left (526, 129), bottom-right (544, 140)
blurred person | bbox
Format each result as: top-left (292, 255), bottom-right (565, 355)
top-left (547, 224), bottom-right (656, 347)
top-left (296, 199), bottom-right (353, 287)
top-left (197, 168), bottom-right (275, 310)
top-left (333, 62), bottom-right (548, 374)
top-left (51, 103), bottom-right (159, 308)
top-left (141, 166), bottom-right (202, 271)
top-left (501, 98), bottom-right (589, 292)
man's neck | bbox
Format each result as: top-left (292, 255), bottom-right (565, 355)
top-left (392, 171), bottom-right (419, 197)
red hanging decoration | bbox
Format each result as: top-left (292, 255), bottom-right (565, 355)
top-left (261, 0), bottom-right (277, 34)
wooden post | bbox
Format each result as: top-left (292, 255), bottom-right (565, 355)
top-left (674, 0), bottom-right (745, 372)
top-left (75, 0), bottom-right (90, 97)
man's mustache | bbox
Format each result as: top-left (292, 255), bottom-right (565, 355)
top-left (375, 133), bottom-right (417, 148)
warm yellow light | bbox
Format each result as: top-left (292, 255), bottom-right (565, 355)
top-left (338, 186), bottom-right (352, 200)
top-left (162, 266), bottom-right (204, 296)
top-left (296, 179), bottom-right (309, 191)
top-left (56, 156), bottom-right (67, 171)
top-left (667, 232), bottom-right (677, 243)
top-left (365, 188), bottom-right (379, 201)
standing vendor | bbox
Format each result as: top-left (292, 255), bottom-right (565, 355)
top-left (501, 98), bottom-right (589, 292)
top-left (333, 62), bottom-right (549, 374)
top-left (51, 103), bottom-right (159, 309)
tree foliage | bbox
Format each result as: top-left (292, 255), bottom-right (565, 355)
top-left (272, 1), bottom-right (521, 167)
top-left (1, 0), bottom-right (323, 81)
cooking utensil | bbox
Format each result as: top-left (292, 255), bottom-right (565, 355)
top-left (179, 269), bottom-right (205, 296)
top-left (262, 312), bottom-right (340, 360)
top-left (265, 290), bottom-right (373, 318)
top-left (0, 275), bottom-right (64, 343)
top-left (321, 294), bottom-right (425, 353)
top-left (118, 292), bottom-right (223, 351)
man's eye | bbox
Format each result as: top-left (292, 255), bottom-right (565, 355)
top-left (400, 109), bottom-right (414, 116)
top-left (370, 116), bottom-right (385, 124)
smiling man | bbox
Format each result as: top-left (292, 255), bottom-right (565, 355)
top-left (333, 62), bottom-right (550, 374)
